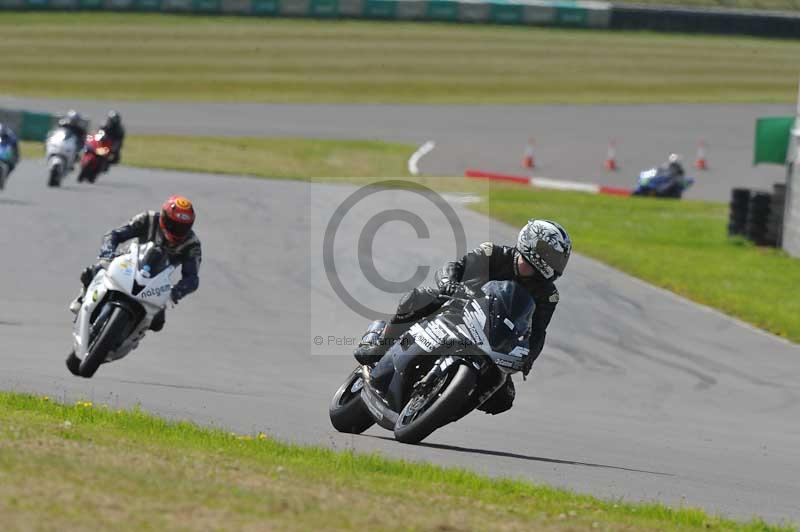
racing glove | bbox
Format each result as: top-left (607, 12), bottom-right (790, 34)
top-left (439, 280), bottom-right (462, 296)
top-left (98, 243), bottom-right (115, 260)
top-left (80, 266), bottom-right (95, 288)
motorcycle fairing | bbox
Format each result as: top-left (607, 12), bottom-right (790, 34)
top-left (73, 242), bottom-right (175, 363)
top-left (46, 127), bottom-right (79, 172)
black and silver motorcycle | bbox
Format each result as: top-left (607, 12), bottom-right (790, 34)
top-left (329, 280), bottom-right (535, 444)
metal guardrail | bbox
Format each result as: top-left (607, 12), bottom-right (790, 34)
top-left (1, 0), bottom-right (798, 37)
top-left (0, 0), bottom-right (613, 28)
top-left (0, 109), bottom-right (58, 141)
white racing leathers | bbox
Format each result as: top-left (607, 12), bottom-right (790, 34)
top-left (45, 127), bottom-right (80, 186)
top-left (72, 242), bottom-right (175, 377)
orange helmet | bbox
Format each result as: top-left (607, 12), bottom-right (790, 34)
top-left (159, 195), bottom-right (195, 245)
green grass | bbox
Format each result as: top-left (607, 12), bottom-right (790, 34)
top-left (2, 13), bottom-right (800, 104)
top-left (123, 135), bottom-right (415, 179)
top-left (477, 188), bottom-right (800, 341)
top-left (21, 134), bottom-right (800, 342)
top-left (22, 136), bottom-right (416, 179)
top-left (0, 391), bottom-right (792, 531)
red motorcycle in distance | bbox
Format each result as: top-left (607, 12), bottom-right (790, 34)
top-left (78, 131), bottom-right (114, 184)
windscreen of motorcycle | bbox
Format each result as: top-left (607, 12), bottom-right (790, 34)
top-left (480, 281), bottom-right (534, 354)
top-left (136, 244), bottom-right (171, 280)
top-left (460, 281), bottom-right (533, 361)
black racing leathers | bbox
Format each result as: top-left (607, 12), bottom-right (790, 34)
top-left (365, 242), bottom-right (558, 416)
top-left (99, 122), bottom-right (125, 164)
top-left (434, 242), bottom-right (558, 363)
top-left (99, 211), bottom-right (201, 302)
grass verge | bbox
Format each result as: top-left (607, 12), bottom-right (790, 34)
top-left (19, 135), bottom-right (800, 341)
top-left (477, 188), bottom-right (800, 342)
top-left (0, 391), bottom-right (792, 531)
top-left (2, 13), bottom-right (800, 104)
top-left (21, 136), bottom-right (416, 179)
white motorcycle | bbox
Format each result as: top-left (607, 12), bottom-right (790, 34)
top-left (67, 241), bottom-right (175, 378)
top-left (45, 127), bottom-right (81, 187)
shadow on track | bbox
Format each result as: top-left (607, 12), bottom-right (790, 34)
top-left (366, 435), bottom-right (672, 476)
top-left (92, 180), bottom-right (148, 191)
top-left (108, 378), bottom-right (266, 399)
top-left (0, 198), bottom-right (31, 206)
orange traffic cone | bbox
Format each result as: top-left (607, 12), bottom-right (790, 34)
top-left (694, 140), bottom-right (708, 170)
top-left (521, 138), bottom-right (535, 169)
top-left (604, 140), bottom-right (618, 171)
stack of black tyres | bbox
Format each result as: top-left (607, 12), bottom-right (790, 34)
top-left (728, 188), bottom-right (750, 237)
top-left (766, 184), bottom-right (786, 247)
top-left (746, 192), bottom-right (773, 245)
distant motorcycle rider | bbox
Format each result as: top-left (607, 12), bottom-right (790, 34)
top-left (69, 195), bottom-right (202, 335)
top-left (657, 153), bottom-right (687, 196)
top-left (57, 110), bottom-right (89, 156)
top-left (0, 123), bottom-right (20, 171)
top-left (98, 110), bottom-right (125, 166)
top-left (353, 219), bottom-right (571, 415)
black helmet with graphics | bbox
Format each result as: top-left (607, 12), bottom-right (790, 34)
top-left (516, 219), bottom-right (572, 280)
top-left (105, 110), bottom-right (121, 129)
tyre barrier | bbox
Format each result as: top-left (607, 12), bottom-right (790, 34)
top-left (731, 184), bottom-right (786, 247)
top-left (727, 187), bottom-right (750, 237)
top-left (746, 192), bottom-right (772, 246)
top-left (766, 183), bottom-right (786, 247)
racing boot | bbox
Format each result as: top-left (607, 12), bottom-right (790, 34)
top-left (69, 266), bottom-right (96, 314)
top-left (149, 309), bottom-right (165, 332)
top-left (353, 320), bottom-right (390, 366)
top-left (68, 289), bottom-right (84, 314)
top-left (69, 265), bottom-right (101, 314)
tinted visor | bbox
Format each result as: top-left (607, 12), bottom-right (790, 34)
top-left (139, 246), bottom-right (170, 277)
top-left (534, 239), bottom-right (568, 276)
top-left (162, 214), bottom-right (192, 240)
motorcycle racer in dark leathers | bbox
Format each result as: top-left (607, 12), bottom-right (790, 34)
top-left (97, 110), bottom-right (125, 167)
top-left (69, 196), bottom-right (201, 334)
top-left (353, 219), bottom-right (571, 415)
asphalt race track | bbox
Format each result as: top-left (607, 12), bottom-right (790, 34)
top-left (1, 96), bottom-right (793, 202)
top-left (1, 160), bottom-right (798, 524)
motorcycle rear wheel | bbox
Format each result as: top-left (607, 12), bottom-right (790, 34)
top-left (79, 306), bottom-right (129, 378)
top-left (329, 367), bottom-right (375, 434)
top-left (394, 364), bottom-right (477, 444)
top-left (48, 166), bottom-right (61, 187)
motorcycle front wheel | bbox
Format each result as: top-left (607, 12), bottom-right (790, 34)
top-left (48, 165), bottom-right (62, 187)
top-left (329, 367), bottom-right (375, 434)
top-left (78, 165), bottom-right (98, 184)
top-left (394, 363), bottom-right (477, 444)
top-left (79, 306), bottom-right (130, 378)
